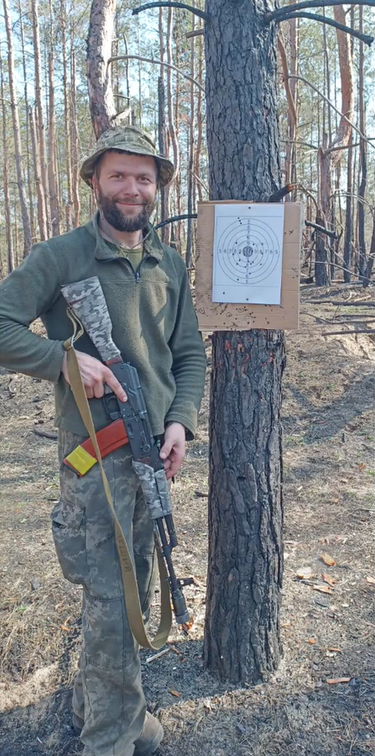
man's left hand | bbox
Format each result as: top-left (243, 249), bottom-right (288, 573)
top-left (159, 422), bottom-right (186, 480)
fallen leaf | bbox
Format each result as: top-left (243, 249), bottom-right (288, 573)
top-left (307, 638), bottom-right (316, 645)
top-left (356, 463), bottom-right (366, 471)
top-left (366, 576), bottom-right (375, 585)
top-left (327, 647), bottom-right (342, 653)
top-left (313, 584), bottom-right (333, 595)
top-left (168, 689), bottom-right (181, 698)
top-left (326, 677), bottom-right (351, 685)
top-left (60, 625), bottom-right (71, 632)
top-left (322, 573), bottom-right (336, 586)
top-left (296, 567), bottom-right (314, 580)
top-left (321, 553), bottom-right (336, 567)
top-left (340, 478), bottom-right (349, 484)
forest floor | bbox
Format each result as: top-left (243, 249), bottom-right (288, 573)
top-left (0, 284), bottom-right (374, 756)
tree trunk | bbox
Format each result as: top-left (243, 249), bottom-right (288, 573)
top-left (31, 0), bottom-right (50, 237)
top-left (87, 0), bottom-right (117, 137)
top-left (357, 8), bottom-right (367, 281)
top-left (30, 106), bottom-right (48, 240)
top-left (0, 49), bottom-right (14, 273)
top-left (47, 0), bottom-right (60, 237)
top-left (48, 50), bottom-right (60, 236)
top-left (186, 25), bottom-right (195, 271)
top-left (18, 0), bottom-right (35, 242)
top-left (71, 49), bottom-right (81, 227)
top-left (317, 5), bottom-right (353, 286)
top-left (363, 213), bottom-right (375, 288)
top-left (158, 9), bottom-right (170, 243)
top-left (194, 31), bottom-right (204, 203)
top-left (343, 133), bottom-right (353, 283)
top-left (61, 0), bottom-right (73, 229)
top-left (204, 0), bottom-right (284, 685)
top-left (3, 0), bottom-right (32, 256)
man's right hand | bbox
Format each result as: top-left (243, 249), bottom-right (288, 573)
top-left (62, 351), bottom-right (127, 402)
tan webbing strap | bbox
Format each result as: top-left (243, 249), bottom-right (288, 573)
top-left (63, 322), bottom-right (172, 650)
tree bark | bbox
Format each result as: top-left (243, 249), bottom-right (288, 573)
top-left (3, 0), bottom-right (32, 256)
top-left (204, 0), bottom-right (284, 685)
top-left (61, 0), bottom-right (73, 229)
top-left (87, 0), bottom-right (117, 137)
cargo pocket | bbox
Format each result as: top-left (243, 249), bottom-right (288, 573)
top-left (51, 498), bottom-right (88, 585)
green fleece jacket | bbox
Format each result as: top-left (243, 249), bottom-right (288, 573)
top-left (0, 214), bottom-right (206, 438)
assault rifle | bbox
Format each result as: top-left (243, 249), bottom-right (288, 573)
top-left (61, 276), bottom-right (193, 636)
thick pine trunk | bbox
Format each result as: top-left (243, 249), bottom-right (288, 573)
top-left (204, 0), bottom-right (284, 684)
top-left (87, 0), bottom-right (117, 137)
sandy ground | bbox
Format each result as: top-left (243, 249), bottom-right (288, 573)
top-left (0, 285), bottom-right (374, 756)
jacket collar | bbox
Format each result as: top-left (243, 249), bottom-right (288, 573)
top-left (85, 211), bottom-right (164, 262)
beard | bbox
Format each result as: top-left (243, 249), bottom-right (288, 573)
top-left (97, 188), bottom-right (155, 233)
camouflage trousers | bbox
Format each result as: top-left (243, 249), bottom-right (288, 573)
top-left (52, 430), bottom-right (156, 756)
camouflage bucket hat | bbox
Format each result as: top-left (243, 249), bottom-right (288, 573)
top-left (80, 125), bottom-right (175, 188)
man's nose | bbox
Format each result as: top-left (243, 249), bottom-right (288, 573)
top-left (119, 176), bottom-right (140, 195)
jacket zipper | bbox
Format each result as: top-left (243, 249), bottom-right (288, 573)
top-left (135, 256), bottom-right (148, 283)
top-left (101, 253), bottom-right (151, 282)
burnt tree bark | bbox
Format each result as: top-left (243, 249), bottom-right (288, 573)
top-left (203, 0), bottom-right (285, 684)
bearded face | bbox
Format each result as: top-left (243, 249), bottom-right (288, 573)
top-left (93, 151), bottom-right (158, 234)
top-left (96, 186), bottom-right (156, 233)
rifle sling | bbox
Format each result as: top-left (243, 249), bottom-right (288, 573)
top-left (63, 328), bottom-right (172, 651)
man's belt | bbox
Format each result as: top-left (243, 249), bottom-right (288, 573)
top-left (63, 419), bottom-right (129, 476)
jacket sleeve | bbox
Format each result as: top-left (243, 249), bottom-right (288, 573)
top-left (0, 243), bottom-right (66, 382)
top-left (164, 260), bottom-right (206, 439)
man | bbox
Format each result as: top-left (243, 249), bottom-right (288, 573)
top-left (0, 125), bottom-right (207, 756)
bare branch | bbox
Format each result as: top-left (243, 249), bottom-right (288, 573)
top-left (132, 2), bottom-right (209, 21)
top-left (278, 34), bottom-right (297, 128)
top-left (321, 329), bottom-right (375, 336)
top-left (107, 54), bottom-right (204, 92)
top-left (298, 183), bottom-right (319, 211)
top-left (265, 0), bottom-right (375, 23)
top-left (289, 75), bottom-right (375, 150)
top-left (305, 220), bottom-right (338, 239)
top-left (332, 190), bottom-right (375, 214)
top-left (155, 213), bottom-right (198, 230)
top-left (186, 28), bottom-right (204, 38)
top-left (276, 11), bottom-right (374, 46)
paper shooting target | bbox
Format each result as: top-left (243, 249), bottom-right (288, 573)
top-left (216, 216), bottom-right (281, 285)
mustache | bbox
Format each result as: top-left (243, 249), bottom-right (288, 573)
top-left (114, 198), bottom-right (145, 205)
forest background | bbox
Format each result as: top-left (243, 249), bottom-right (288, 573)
top-left (0, 0), bottom-right (374, 284)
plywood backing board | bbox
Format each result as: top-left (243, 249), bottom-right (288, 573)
top-left (195, 201), bottom-right (302, 331)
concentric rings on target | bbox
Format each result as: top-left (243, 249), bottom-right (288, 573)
top-left (217, 217), bottom-right (280, 284)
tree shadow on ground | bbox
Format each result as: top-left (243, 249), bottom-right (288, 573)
top-left (283, 371), bottom-right (374, 446)
top-left (1, 639), bottom-right (374, 756)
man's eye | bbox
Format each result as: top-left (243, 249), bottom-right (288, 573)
top-left (139, 176), bottom-right (151, 183)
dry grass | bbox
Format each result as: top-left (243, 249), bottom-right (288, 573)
top-left (0, 286), bottom-right (374, 756)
